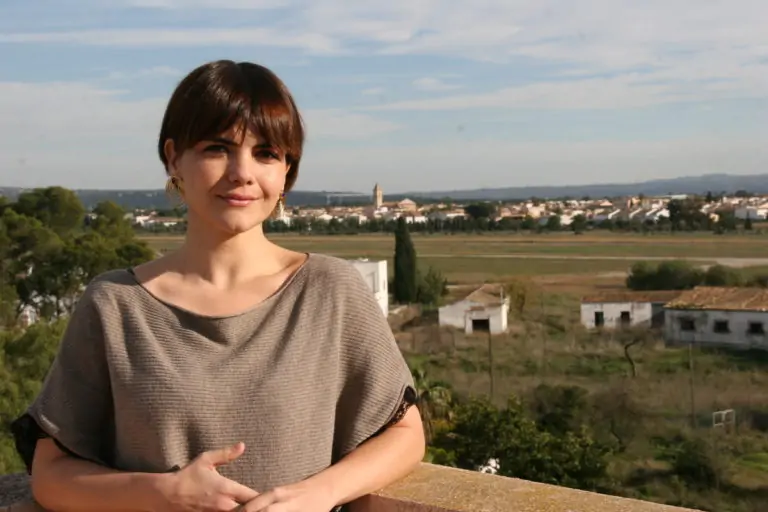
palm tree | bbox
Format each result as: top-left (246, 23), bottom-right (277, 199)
top-left (411, 366), bottom-right (454, 444)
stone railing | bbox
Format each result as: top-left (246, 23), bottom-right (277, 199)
top-left (1, 463), bottom-right (702, 511)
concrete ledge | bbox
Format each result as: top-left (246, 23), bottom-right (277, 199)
top-left (350, 463), bottom-right (701, 512)
top-left (1, 464), bottom-right (701, 512)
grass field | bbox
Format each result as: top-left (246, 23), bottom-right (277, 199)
top-left (400, 293), bottom-right (768, 511)
top-left (140, 231), bottom-right (768, 286)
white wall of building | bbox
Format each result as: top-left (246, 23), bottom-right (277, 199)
top-left (350, 259), bottom-right (389, 317)
top-left (580, 301), bottom-right (656, 329)
top-left (664, 309), bottom-right (768, 350)
top-left (439, 300), bottom-right (508, 335)
top-left (735, 207), bottom-right (768, 220)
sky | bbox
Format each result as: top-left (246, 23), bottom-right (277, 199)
top-left (0, 1), bottom-right (767, 194)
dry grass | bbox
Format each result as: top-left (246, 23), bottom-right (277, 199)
top-left (141, 231), bottom-right (768, 259)
top-left (138, 231), bottom-right (768, 287)
top-left (399, 291), bottom-right (768, 510)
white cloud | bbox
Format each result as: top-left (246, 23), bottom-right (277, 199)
top-left (3, 0), bottom-right (767, 109)
top-left (0, 28), bottom-right (341, 54)
top-left (0, 80), bottom-right (401, 189)
top-left (412, 77), bottom-right (462, 92)
top-left (126, 0), bottom-right (291, 8)
top-left (366, 69), bottom-right (768, 111)
top-left (302, 109), bottom-right (401, 140)
top-left (103, 66), bottom-right (182, 80)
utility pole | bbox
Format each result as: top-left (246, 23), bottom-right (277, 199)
top-left (689, 341), bottom-right (696, 429)
top-left (488, 330), bottom-right (495, 401)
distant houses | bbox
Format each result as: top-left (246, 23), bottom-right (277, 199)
top-left (664, 287), bottom-right (768, 350)
top-left (580, 291), bottom-right (682, 329)
top-left (580, 286), bottom-right (768, 351)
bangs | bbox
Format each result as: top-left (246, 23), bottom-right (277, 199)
top-left (179, 84), bottom-right (301, 159)
top-left (159, 60), bottom-right (305, 187)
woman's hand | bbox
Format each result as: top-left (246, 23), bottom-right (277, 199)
top-left (237, 479), bottom-right (336, 512)
top-left (153, 442), bottom-right (259, 512)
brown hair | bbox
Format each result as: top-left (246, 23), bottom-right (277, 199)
top-left (158, 60), bottom-right (304, 192)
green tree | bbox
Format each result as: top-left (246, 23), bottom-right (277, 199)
top-left (528, 384), bottom-right (590, 437)
top-left (412, 366), bottom-right (454, 444)
top-left (393, 217), bottom-right (417, 303)
top-left (626, 260), bottom-right (704, 291)
top-left (464, 202), bottom-right (496, 220)
top-left (90, 200), bottom-right (135, 242)
top-left (545, 215), bottom-right (561, 231)
top-left (571, 214), bottom-right (587, 234)
top-left (434, 396), bottom-right (609, 490)
top-left (12, 186), bottom-right (85, 237)
top-left (416, 266), bottom-right (448, 306)
top-left (703, 264), bottom-right (743, 287)
top-left (0, 319), bottom-right (66, 473)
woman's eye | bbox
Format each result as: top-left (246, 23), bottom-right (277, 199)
top-left (204, 144), bottom-right (228, 154)
top-left (255, 149), bottom-right (280, 160)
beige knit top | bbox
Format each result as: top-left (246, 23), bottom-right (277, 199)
top-left (12, 253), bottom-right (415, 494)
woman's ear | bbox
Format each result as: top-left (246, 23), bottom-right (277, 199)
top-left (163, 139), bottom-right (178, 174)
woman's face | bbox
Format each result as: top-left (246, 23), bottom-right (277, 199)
top-left (165, 125), bottom-right (288, 237)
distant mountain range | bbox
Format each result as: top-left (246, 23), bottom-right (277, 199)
top-left (1, 173), bottom-right (765, 209)
top-left (405, 173), bottom-right (768, 201)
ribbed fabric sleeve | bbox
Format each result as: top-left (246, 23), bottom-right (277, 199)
top-left (332, 261), bottom-right (415, 460)
top-left (16, 280), bottom-right (115, 469)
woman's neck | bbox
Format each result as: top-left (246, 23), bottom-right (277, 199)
top-left (174, 220), bottom-right (281, 288)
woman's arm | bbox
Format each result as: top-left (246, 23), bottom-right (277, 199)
top-left (31, 439), bottom-right (163, 512)
top-left (31, 439), bottom-right (259, 512)
top-left (308, 405), bottom-right (425, 506)
top-left (241, 407), bottom-right (425, 511)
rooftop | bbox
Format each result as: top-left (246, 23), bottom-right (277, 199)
top-left (666, 286), bottom-right (768, 312)
top-left (0, 463), bottom-right (702, 512)
top-left (463, 283), bottom-right (507, 307)
top-left (581, 290), bottom-right (682, 305)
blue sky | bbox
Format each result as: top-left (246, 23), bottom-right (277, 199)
top-left (0, 0), bottom-right (766, 193)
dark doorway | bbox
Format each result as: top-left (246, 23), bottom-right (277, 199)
top-left (472, 318), bottom-right (490, 333)
top-left (620, 311), bottom-right (631, 327)
top-left (594, 311), bottom-right (605, 327)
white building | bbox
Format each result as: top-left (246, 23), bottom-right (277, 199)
top-left (664, 287), bottom-right (768, 350)
top-left (580, 291), bottom-right (681, 330)
top-left (439, 284), bottom-right (509, 335)
top-left (735, 207), bottom-right (768, 220)
top-left (350, 259), bottom-right (389, 317)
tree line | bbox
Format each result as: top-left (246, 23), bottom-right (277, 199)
top-left (627, 260), bottom-right (768, 291)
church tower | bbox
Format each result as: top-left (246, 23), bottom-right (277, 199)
top-left (373, 183), bottom-right (383, 209)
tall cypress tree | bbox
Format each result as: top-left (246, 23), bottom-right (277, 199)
top-left (393, 217), bottom-right (417, 304)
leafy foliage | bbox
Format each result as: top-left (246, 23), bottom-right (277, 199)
top-left (434, 395), bottom-right (610, 491)
top-left (626, 260), bottom-right (764, 291)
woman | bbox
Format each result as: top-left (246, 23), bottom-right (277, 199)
top-left (11, 60), bottom-right (424, 512)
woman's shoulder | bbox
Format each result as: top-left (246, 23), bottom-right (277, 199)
top-left (303, 253), bottom-right (368, 291)
top-left (78, 268), bottom-right (144, 307)
top-left (301, 253), bottom-right (383, 314)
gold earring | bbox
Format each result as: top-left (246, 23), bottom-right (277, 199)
top-left (165, 176), bottom-right (184, 205)
top-left (272, 191), bottom-right (285, 219)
